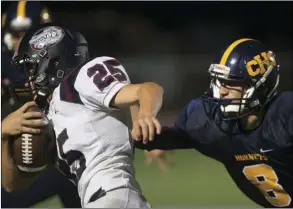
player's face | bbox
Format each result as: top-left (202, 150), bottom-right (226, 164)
top-left (218, 79), bottom-right (247, 103)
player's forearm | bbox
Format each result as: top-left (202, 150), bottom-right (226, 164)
top-left (2, 140), bottom-right (14, 184)
top-left (137, 82), bottom-right (163, 116)
top-left (1, 139), bottom-right (39, 193)
top-left (134, 126), bottom-right (195, 150)
top-left (1, 121), bottom-right (10, 139)
top-left (111, 82), bottom-right (163, 113)
top-left (2, 139), bottom-right (21, 192)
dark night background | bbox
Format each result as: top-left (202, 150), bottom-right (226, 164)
top-left (1, 2), bottom-right (293, 207)
top-left (2, 1), bottom-right (293, 109)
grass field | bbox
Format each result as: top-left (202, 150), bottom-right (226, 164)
top-left (33, 150), bottom-right (259, 208)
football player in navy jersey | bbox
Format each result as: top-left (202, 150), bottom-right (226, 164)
top-left (1, 1), bottom-right (81, 207)
top-left (135, 38), bottom-right (293, 208)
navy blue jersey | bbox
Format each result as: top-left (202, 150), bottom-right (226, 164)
top-left (135, 91), bottom-right (293, 208)
top-left (1, 50), bottom-right (14, 79)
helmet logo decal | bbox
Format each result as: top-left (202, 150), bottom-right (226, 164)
top-left (209, 64), bottom-right (231, 79)
top-left (246, 51), bottom-right (277, 77)
top-left (29, 26), bottom-right (65, 51)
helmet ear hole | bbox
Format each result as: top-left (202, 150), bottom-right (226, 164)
top-left (48, 58), bottom-right (60, 70)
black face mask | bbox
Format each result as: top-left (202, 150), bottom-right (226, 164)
top-left (34, 86), bottom-right (51, 110)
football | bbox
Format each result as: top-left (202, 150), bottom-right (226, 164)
top-left (12, 105), bottom-right (56, 173)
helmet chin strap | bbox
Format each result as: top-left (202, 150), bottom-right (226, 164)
top-left (34, 87), bottom-right (50, 110)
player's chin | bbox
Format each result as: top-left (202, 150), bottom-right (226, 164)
top-left (222, 112), bottom-right (237, 118)
top-left (221, 108), bottom-right (250, 119)
top-left (220, 108), bottom-right (240, 118)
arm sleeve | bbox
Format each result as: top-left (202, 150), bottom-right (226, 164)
top-left (74, 56), bottom-right (131, 110)
top-left (289, 107), bottom-right (293, 142)
top-left (135, 100), bottom-right (200, 150)
top-left (280, 92), bottom-right (293, 143)
top-left (134, 126), bottom-right (195, 150)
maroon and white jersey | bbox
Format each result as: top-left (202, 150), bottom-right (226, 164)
top-left (48, 56), bottom-right (142, 207)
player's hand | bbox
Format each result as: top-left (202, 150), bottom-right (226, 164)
top-left (144, 150), bottom-right (176, 173)
top-left (131, 112), bottom-right (161, 144)
top-left (1, 101), bottom-right (48, 138)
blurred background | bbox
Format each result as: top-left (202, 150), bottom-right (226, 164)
top-left (1, 1), bottom-right (292, 208)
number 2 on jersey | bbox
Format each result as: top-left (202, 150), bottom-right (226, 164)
top-left (87, 59), bottom-right (127, 91)
top-left (243, 164), bottom-right (291, 207)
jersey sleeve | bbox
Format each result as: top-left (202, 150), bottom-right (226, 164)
top-left (74, 56), bottom-right (131, 110)
top-left (287, 95), bottom-right (293, 140)
top-left (174, 99), bottom-right (201, 131)
top-left (289, 112), bottom-right (293, 140)
top-left (276, 92), bottom-right (293, 142)
top-left (135, 99), bottom-right (203, 151)
top-left (134, 126), bottom-right (195, 150)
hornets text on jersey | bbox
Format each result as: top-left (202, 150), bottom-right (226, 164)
top-left (135, 91), bottom-right (293, 208)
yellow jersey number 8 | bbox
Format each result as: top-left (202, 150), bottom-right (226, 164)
top-left (243, 164), bottom-right (291, 207)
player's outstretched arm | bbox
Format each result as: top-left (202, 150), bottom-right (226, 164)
top-left (1, 102), bottom-right (48, 193)
top-left (134, 126), bottom-right (195, 150)
top-left (111, 82), bottom-right (163, 112)
top-left (111, 82), bottom-right (164, 144)
top-left (135, 99), bottom-right (202, 150)
top-left (75, 57), bottom-right (163, 143)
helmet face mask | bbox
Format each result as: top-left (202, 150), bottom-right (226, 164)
top-left (12, 52), bottom-right (50, 108)
top-left (209, 76), bottom-right (259, 120)
top-left (205, 39), bottom-right (280, 121)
